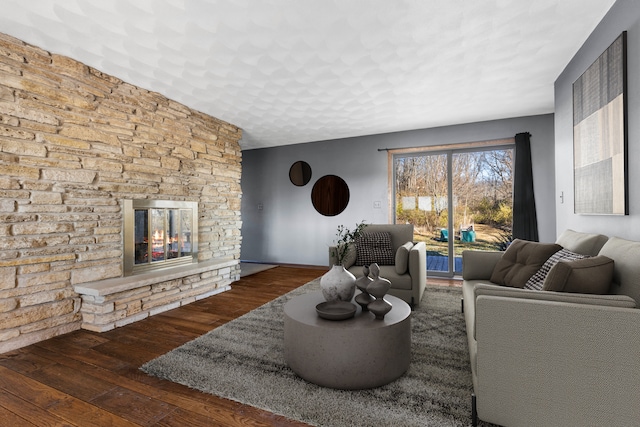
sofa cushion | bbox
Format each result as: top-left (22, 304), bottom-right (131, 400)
top-left (598, 236), bottom-right (640, 305)
top-left (490, 239), bottom-right (562, 288)
top-left (524, 249), bottom-right (589, 291)
top-left (462, 250), bottom-right (504, 281)
top-left (555, 229), bottom-right (609, 256)
top-left (395, 241), bottom-right (413, 274)
top-left (342, 244), bottom-right (357, 268)
top-left (542, 255), bottom-right (614, 294)
top-left (377, 265), bottom-right (412, 290)
top-left (355, 232), bottom-right (394, 266)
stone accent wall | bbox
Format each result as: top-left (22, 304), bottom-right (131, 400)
top-left (0, 33), bottom-right (243, 353)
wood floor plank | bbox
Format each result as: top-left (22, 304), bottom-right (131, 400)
top-left (0, 348), bottom-right (58, 375)
top-left (0, 366), bottom-right (140, 427)
top-left (34, 340), bottom-right (135, 375)
top-left (24, 363), bottom-right (119, 402)
top-left (48, 398), bottom-right (142, 427)
top-left (0, 266), bottom-right (445, 426)
top-left (24, 346), bottom-right (255, 426)
top-left (0, 392), bottom-right (73, 427)
top-left (150, 315), bottom-right (220, 335)
top-left (90, 386), bottom-right (175, 426)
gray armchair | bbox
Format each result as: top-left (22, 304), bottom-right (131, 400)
top-left (329, 224), bottom-right (427, 308)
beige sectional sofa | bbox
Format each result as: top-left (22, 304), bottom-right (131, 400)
top-left (462, 229), bottom-right (640, 427)
top-left (329, 224), bottom-right (427, 308)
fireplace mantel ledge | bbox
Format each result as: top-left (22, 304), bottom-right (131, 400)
top-left (73, 258), bottom-right (238, 297)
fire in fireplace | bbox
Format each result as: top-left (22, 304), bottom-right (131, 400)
top-left (123, 200), bottom-right (198, 276)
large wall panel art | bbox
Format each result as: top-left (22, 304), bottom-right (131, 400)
top-left (573, 31), bottom-right (628, 215)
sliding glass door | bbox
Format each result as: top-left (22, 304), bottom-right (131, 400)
top-left (394, 145), bottom-right (514, 277)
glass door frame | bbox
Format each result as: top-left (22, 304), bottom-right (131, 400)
top-left (389, 138), bottom-right (515, 278)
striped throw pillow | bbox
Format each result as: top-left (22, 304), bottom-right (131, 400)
top-left (524, 249), bottom-right (589, 291)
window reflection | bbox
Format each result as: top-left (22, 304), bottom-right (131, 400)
top-left (180, 209), bottom-right (192, 257)
top-left (134, 209), bottom-right (148, 265)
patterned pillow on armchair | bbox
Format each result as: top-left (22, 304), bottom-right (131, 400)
top-left (355, 232), bottom-right (395, 266)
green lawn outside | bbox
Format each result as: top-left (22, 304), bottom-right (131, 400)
top-left (413, 224), bottom-right (508, 257)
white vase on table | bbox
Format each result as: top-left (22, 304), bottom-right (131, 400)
top-left (320, 265), bottom-right (357, 302)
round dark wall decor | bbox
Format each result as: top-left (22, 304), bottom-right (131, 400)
top-left (289, 161), bottom-right (312, 186)
top-left (311, 175), bottom-right (350, 216)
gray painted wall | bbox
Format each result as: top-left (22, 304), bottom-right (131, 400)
top-left (554, 0), bottom-right (640, 239)
top-left (241, 114), bottom-right (555, 266)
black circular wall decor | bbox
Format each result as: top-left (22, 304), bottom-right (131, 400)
top-left (311, 175), bottom-right (350, 216)
top-left (289, 161), bottom-right (312, 186)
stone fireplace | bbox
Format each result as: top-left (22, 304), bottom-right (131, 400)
top-left (0, 33), bottom-right (243, 352)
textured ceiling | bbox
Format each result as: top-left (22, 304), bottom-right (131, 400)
top-left (0, 0), bottom-right (615, 150)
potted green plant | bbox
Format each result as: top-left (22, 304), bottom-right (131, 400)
top-left (330, 221), bottom-right (368, 266)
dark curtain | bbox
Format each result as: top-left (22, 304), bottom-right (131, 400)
top-left (512, 132), bottom-right (539, 241)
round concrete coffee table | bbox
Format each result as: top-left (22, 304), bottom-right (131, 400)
top-left (283, 291), bottom-right (411, 390)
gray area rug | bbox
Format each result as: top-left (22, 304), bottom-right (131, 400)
top-left (142, 280), bottom-right (477, 426)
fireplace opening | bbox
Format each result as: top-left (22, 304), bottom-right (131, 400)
top-left (123, 200), bottom-right (198, 276)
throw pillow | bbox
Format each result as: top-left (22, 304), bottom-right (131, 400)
top-left (524, 249), bottom-right (589, 291)
top-left (395, 241), bottom-right (414, 274)
top-left (555, 229), bottom-right (609, 256)
top-left (489, 239), bottom-right (562, 288)
top-left (355, 232), bottom-right (395, 266)
top-left (542, 255), bottom-right (614, 294)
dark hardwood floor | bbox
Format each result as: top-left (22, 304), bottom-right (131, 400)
top-left (0, 266), bottom-right (459, 426)
top-left (0, 266), bottom-right (327, 427)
